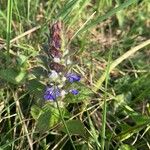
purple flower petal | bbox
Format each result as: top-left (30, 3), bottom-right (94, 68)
top-left (66, 73), bottom-right (81, 83)
top-left (70, 89), bottom-right (79, 95)
top-left (44, 86), bottom-right (60, 101)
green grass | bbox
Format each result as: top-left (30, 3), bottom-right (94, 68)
top-left (6, 0), bottom-right (12, 62)
top-left (0, 0), bottom-right (150, 149)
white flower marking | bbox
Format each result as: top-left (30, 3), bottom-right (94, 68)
top-left (48, 70), bottom-right (59, 80)
top-left (61, 90), bottom-right (67, 96)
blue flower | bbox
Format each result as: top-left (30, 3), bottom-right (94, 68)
top-left (66, 73), bottom-right (81, 83)
top-left (70, 89), bottom-right (79, 95)
top-left (44, 86), bottom-right (60, 101)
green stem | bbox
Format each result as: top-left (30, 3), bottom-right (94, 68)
top-left (27, 0), bottom-right (31, 21)
top-left (55, 99), bottom-right (77, 150)
top-left (101, 52), bottom-right (111, 150)
top-left (53, 84), bottom-right (76, 150)
top-left (6, 0), bottom-right (13, 59)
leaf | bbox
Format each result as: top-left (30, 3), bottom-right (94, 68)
top-left (0, 68), bottom-right (27, 84)
top-left (27, 79), bottom-right (45, 94)
top-left (118, 144), bottom-right (136, 150)
top-left (36, 104), bottom-right (61, 132)
top-left (60, 120), bottom-right (87, 137)
top-left (113, 92), bottom-right (132, 112)
top-left (15, 70), bottom-right (27, 83)
top-left (31, 66), bottom-right (47, 78)
top-left (124, 106), bottom-right (150, 125)
top-left (16, 54), bottom-right (28, 66)
top-left (115, 120), bottom-right (150, 141)
top-left (36, 109), bottom-right (53, 132)
top-left (114, 74), bottom-right (150, 101)
top-left (30, 105), bottom-right (42, 120)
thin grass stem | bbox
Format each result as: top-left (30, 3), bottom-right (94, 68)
top-left (12, 90), bottom-right (33, 150)
top-left (101, 51), bottom-right (112, 150)
top-left (6, 0), bottom-right (13, 59)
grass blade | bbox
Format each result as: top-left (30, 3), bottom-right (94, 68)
top-left (101, 51), bottom-right (112, 150)
top-left (78, 0), bottom-right (137, 34)
top-left (6, 0), bottom-right (13, 58)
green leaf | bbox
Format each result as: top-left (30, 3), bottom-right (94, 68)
top-left (60, 120), bottom-right (87, 137)
top-left (27, 79), bottom-right (45, 94)
top-left (115, 120), bottom-right (150, 141)
top-left (36, 104), bottom-right (61, 132)
top-left (16, 54), bottom-right (28, 66)
top-left (0, 68), bottom-right (27, 84)
top-left (30, 105), bottom-right (42, 120)
top-left (36, 109), bottom-right (53, 132)
top-left (113, 92), bottom-right (132, 112)
top-left (118, 144), bottom-right (136, 150)
top-left (124, 106), bottom-right (150, 125)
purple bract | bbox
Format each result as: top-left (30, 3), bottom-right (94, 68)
top-left (53, 36), bottom-right (61, 49)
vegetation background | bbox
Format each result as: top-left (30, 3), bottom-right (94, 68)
top-left (0, 0), bottom-right (150, 149)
